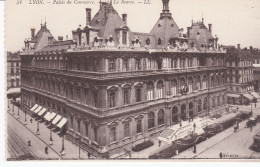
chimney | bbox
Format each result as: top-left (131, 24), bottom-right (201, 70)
top-left (58, 36), bottom-right (63, 41)
top-left (250, 46), bottom-right (253, 51)
top-left (187, 27), bottom-right (191, 38)
top-left (48, 37), bottom-right (54, 45)
top-left (66, 35), bottom-right (68, 40)
top-left (86, 8), bottom-right (92, 26)
top-left (208, 24), bottom-right (212, 34)
top-left (31, 28), bottom-right (35, 38)
top-left (122, 13), bottom-right (127, 25)
top-left (237, 44), bottom-right (240, 49)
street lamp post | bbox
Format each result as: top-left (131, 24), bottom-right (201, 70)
top-left (17, 105), bottom-right (20, 119)
top-left (79, 137), bottom-right (81, 159)
top-left (61, 135), bottom-right (65, 156)
top-left (24, 110), bottom-right (27, 125)
top-left (49, 130), bottom-right (53, 145)
top-left (12, 101), bottom-right (14, 115)
top-left (251, 102), bottom-right (253, 116)
top-left (7, 99), bottom-right (10, 112)
top-left (37, 121), bottom-right (40, 135)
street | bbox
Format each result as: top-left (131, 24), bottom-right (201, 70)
top-left (6, 104), bottom-right (90, 160)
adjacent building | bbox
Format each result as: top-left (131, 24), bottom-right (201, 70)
top-left (7, 52), bottom-right (21, 90)
top-left (226, 45), bottom-right (259, 105)
top-left (21, 0), bottom-right (229, 158)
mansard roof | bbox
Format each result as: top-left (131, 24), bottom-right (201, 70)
top-left (30, 23), bottom-right (56, 51)
top-left (89, 2), bottom-right (126, 45)
top-left (189, 20), bottom-right (214, 47)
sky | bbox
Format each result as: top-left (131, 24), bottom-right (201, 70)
top-left (5, 0), bottom-right (260, 52)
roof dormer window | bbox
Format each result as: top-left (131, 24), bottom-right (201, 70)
top-left (158, 24), bottom-right (161, 27)
top-left (158, 38), bottom-right (162, 45)
top-left (146, 38), bottom-right (150, 45)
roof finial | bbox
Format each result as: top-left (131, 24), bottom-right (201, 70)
top-left (110, 0), bottom-right (112, 4)
top-left (202, 13), bottom-right (204, 23)
top-left (45, 16), bottom-right (47, 26)
top-left (162, 0), bottom-right (170, 12)
top-left (192, 16), bottom-right (193, 25)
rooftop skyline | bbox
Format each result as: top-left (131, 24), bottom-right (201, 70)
top-left (5, 0), bottom-right (260, 51)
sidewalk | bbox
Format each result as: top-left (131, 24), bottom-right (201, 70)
top-left (7, 104), bottom-right (89, 159)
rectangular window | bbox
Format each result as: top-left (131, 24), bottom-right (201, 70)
top-left (123, 89), bottom-right (130, 105)
top-left (135, 59), bottom-right (141, 70)
top-left (85, 123), bottom-right (88, 137)
top-left (108, 59), bottom-right (116, 72)
top-left (135, 88), bottom-right (142, 102)
top-left (147, 58), bottom-right (151, 69)
top-left (122, 31), bottom-right (127, 45)
top-left (123, 59), bottom-right (129, 71)
top-left (93, 90), bottom-right (99, 107)
top-left (109, 92), bottom-right (116, 108)
top-left (137, 120), bottom-right (142, 133)
top-left (109, 126), bottom-right (117, 143)
top-left (124, 122), bottom-right (130, 138)
top-left (77, 88), bottom-right (81, 102)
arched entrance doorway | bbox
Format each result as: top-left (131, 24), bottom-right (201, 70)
top-left (181, 104), bottom-right (186, 121)
top-left (172, 106), bottom-right (178, 124)
top-left (189, 102), bottom-right (194, 120)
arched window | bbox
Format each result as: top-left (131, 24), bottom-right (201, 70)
top-left (189, 102), bottom-right (194, 119)
top-left (146, 38), bottom-right (150, 45)
top-left (212, 97), bottom-right (215, 108)
top-left (70, 115), bottom-right (74, 129)
top-left (157, 80), bottom-right (164, 98)
top-left (203, 98), bottom-right (207, 111)
top-left (188, 77), bottom-right (193, 93)
top-left (198, 99), bottom-right (202, 113)
top-left (158, 38), bottom-right (162, 45)
top-left (147, 81), bottom-right (154, 100)
top-left (217, 96), bottom-right (220, 106)
top-left (180, 78), bottom-right (188, 94)
top-left (211, 75), bottom-right (215, 87)
top-left (148, 112), bottom-right (155, 129)
top-left (77, 119), bottom-right (81, 133)
top-left (171, 79), bottom-right (178, 96)
top-left (202, 75), bottom-right (207, 89)
top-left (196, 76), bottom-right (201, 90)
top-left (158, 109), bottom-right (164, 125)
top-left (109, 92), bottom-right (116, 108)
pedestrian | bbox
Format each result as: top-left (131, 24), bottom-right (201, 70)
top-left (219, 152), bottom-right (223, 159)
top-left (30, 118), bottom-right (33, 123)
top-left (193, 145), bottom-right (197, 154)
top-left (159, 140), bottom-right (161, 147)
top-left (45, 146), bottom-right (48, 154)
top-left (250, 124), bottom-right (253, 132)
top-left (28, 140), bottom-right (31, 146)
top-left (255, 103), bottom-right (257, 108)
top-left (88, 152), bottom-right (91, 159)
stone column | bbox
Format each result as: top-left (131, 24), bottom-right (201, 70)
top-left (130, 84), bottom-right (135, 104)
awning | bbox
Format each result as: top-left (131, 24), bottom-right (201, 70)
top-left (52, 115), bottom-right (62, 125)
top-left (33, 106), bottom-right (43, 114)
top-left (46, 112), bottom-right (57, 122)
top-left (250, 92), bottom-right (260, 99)
top-left (30, 104), bottom-right (39, 112)
top-left (44, 112), bottom-right (51, 120)
top-left (243, 94), bottom-right (255, 101)
top-left (38, 108), bottom-right (47, 116)
top-left (56, 118), bottom-right (68, 129)
top-left (227, 94), bottom-right (240, 98)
